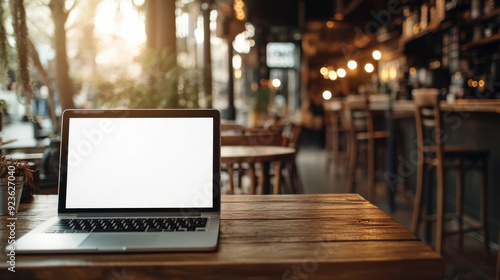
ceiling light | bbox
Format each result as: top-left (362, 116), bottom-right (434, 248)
top-left (347, 60), bottom-right (357, 70)
top-left (328, 70), bottom-right (337, 80)
top-left (365, 63), bottom-right (374, 73)
top-left (337, 68), bottom-right (346, 78)
top-left (320, 67), bottom-right (328, 76)
top-left (272, 78), bottom-right (281, 88)
top-left (322, 90), bottom-right (332, 100)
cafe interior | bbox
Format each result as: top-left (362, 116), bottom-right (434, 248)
top-left (1, 0), bottom-right (500, 279)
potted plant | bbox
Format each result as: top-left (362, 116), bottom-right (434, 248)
top-left (0, 99), bottom-right (7, 132)
top-left (247, 86), bottom-right (272, 127)
top-left (0, 155), bottom-right (35, 215)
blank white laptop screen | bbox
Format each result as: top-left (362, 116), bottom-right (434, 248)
top-left (65, 117), bottom-right (213, 209)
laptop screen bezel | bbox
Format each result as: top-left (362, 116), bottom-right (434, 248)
top-left (57, 109), bottom-right (221, 214)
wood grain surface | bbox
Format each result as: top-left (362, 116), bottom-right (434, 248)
top-left (0, 194), bottom-right (444, 280)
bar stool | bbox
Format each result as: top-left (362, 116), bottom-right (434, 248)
top-left (325, 99), bottom-right (347, 174)
top-left (411, 88), bottom-right (490, 255)
top-left (344, 95), bottom-right (388, 202)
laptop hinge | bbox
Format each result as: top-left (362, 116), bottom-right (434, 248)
top-left (75, 212), bottom-right (202, 217)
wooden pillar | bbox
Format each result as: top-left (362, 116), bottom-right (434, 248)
top-left (145, 0), bottom-right (156, 49)
top-left (202, 1), bottom-right (213, 108)
top-left (155, 0), bottom-right (177, 55)
top-left (227, 40), bottom-right (236, 120)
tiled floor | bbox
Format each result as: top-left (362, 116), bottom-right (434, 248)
top-left (297, 146), bottom-right (498, 280)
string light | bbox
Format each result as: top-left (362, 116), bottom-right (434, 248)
top-left (234, 0), bottom-right (246, 20)
top-left (323, 90), bottom-right (332, 100)
top-left (364, 63), bottom-right (374, 73)
top-left (328, 70), bottom-right (337, 80)
top-left (320, 66), bottom-right (328, 76)
top-left (347, 60), bottom-right (357, 70)
top-left (337, 68), bottom-right (346, 78)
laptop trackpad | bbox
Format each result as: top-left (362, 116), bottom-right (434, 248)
top-left (79, 234), bottom-right (160, 250)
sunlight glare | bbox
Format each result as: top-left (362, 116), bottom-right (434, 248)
top-left (94, 0), bottom-right (146, 46)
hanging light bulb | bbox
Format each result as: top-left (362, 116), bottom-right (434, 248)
top-left (322, 90), bottom-right (332, 100)
top-left (365, 63), bottom-right (374, 73)
top-left (320, 66), bottom-right (328, 76)
top-left (328, 70), bottom-right (337, 80)
top-left (337, 68), bottom-right (346, 78)
top-left (347, 60), bottom-right (357, 70)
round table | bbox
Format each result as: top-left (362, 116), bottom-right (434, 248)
top-left (221, 146), bottom-right (296, 195)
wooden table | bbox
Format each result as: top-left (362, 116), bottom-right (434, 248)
top-left (0, 194), bottom-right (444, 279)
top-left (221, 146), bottom-right (296, 194)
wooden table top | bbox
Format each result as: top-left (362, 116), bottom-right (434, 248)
top-left (221, 145), bottom-right (295, 163)
top-left (0, 194), bottom-right (444, 279)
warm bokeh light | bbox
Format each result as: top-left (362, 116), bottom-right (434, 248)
top-left (322, 90), bottom-right (332, 100)
top-left (479, 80), bottom-right (485, 87)
top-left (389, 67), bottom-right (397, 80)
top-left (320, 66), bottom-right (328, 76)
top-left (234, 69), bottom-right (242, 79)
top-left (364, 63), bottom-right (374, 73)
top-left (468, 79), bottom-right (473, 87)
top-left (234, 0), bottom-right (246, 20)
top-left (272, 78), bottom-right (281, 88)
top-left (326, 21), bottom-right (335, 28)
top-left (251, 82), bottom-right (259, 91)
top-left (409, 67), bottom-right (417, 76)
top-left (337, 68), bottom-right (346, 78)
top-left (381, 69), bottom-right (389, 81)
top-left (233, 55), bottom-right (242, 69)
top-left (472, 80), bottom-right (478, 87)
top-left (347, 60), bottom-right (357, 70)
top-left (372, 50), bottom-right (382, 60)
top-left (328, 70), bottom-right (337, 80)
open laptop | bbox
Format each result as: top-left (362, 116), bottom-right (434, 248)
top-left (13, 109), bottom-right (221, 253)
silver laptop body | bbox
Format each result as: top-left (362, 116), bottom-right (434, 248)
top-left (13, 109), bottom-right (221, 253)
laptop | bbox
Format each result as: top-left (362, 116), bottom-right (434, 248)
top-left (13, 109), bottom-right (221, 253)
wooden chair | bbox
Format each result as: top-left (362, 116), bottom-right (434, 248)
top-left (221, 122), bottom-right (302, 195)
top-left (411, 88), bottom-right (490, 255)
top-left (222, 132), bottom-right (283, 194)
top-left (344, 95), bottom-right (388, 202)
top-left (279, 122), bottom-right (303, 194)
top-left (325, 99), bottom-right (348, 175)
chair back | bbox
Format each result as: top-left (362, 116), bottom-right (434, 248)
top-left (412, 88), bottom-right (443, 154)
top-left (343, 95), bottom-right (373, 136)
top-left (281, 122), bottom-right (302, 150)
top-left (221, 132), bottom-right (285, 146)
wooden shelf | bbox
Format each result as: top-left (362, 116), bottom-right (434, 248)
top-left (399, 21), bottom-right (453, 46)
top-left (466, 7), bottom-right (500, 25)
top-left (461, 33), bottom-right (500, 51)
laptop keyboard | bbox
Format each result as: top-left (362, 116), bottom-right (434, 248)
top-left (44, 217), bottom-right (208, 233)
